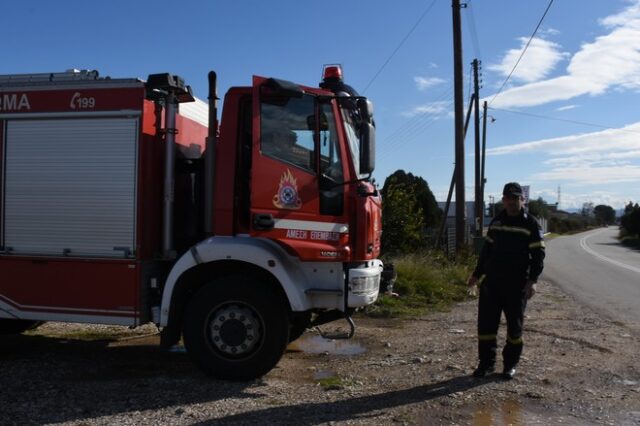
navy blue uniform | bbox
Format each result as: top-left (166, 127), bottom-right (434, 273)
top-left (472, 208), bottom-right (545, 369)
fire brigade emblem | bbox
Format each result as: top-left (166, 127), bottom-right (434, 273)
top-left (273, 169), bottom-right (302, 209)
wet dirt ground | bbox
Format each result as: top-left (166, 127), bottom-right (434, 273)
top-left (1, 279), bottom-right (639, 425)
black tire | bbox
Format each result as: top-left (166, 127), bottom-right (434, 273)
top-left (182, 274), bottom-right (290, 380)
top-left (0, 319), bottom-right (43, 335)
top-left (288, 311), bottom-right (312, 343)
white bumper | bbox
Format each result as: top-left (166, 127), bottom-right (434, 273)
top-left (347, 259), bottom-right (383, 307)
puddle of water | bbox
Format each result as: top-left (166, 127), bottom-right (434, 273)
top-left (286, 334), bottom-right (366, 355)
top-left (472, 399), bottom-right (525, 426)
top-left (470, 399), bottom-right (579, 426)
top-left (313, 369), bottom-right (336, 380)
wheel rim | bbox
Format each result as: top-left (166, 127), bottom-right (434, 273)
top-left (207, 303), bottom-right (262, 358)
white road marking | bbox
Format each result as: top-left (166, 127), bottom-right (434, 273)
top-left (579, 230), bottom-right (640, 275)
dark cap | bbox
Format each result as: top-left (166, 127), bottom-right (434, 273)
top-left (503, 182), bottom-right (523, 197)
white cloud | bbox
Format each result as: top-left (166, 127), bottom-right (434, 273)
top-left (551, 191), bottom-right (632, 210)
top-left (539, 27), bottom-right (560, 37)
top-left (555, 104), bottom-right (578, 111)
top-left (544, 150), bottom-right (640, 166)
top-left (487, 37), bottom-right (568, 83)
top-left (487, 122), bottom-right (640, 190)
top-left (533, 164), bottom-right (640, 184)
top-left (489, 0), bottom-right (640, 108)
top-left (402, 101), bottom-right (452, 118)
top-left (414, 76), bottom-right (446, 91)
top-left (487, 122), bottom-right (640, 156)
top-left (484, 187), bottom-right (632, 209)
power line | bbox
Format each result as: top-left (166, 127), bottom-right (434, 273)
top-left (488, 0), bottom-right (555, 106)
top-left (488, 106), bottom-right (640, 134)
top-left (378, 85), bottom-right (453, 155)
top-left (381, 85), bottom-right (453, 143)
top-left (362, 0), bottom-right (438, 94)
top-left (377, 112), bottom-right (449, 160)
top-left (378, 105), bottom-right (450, 159)
top-left (466, 0), bottom-right (483, 60)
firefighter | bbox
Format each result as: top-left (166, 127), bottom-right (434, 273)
top-left (467, 182), bottom-right (545, 380)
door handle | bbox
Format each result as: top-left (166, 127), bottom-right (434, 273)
top-left (253, 213), bottom-right (275, 231)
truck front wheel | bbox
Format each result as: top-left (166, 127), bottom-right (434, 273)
top-left (182, 275), bottom-right (290, 380)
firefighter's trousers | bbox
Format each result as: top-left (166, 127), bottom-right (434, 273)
top-left (477, 278), bottom-right (528, 369)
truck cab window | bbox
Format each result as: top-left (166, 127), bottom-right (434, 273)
top-left (261, 95), bottom-right (315, 173)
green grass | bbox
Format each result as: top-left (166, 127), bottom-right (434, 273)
top-left (366, 250), bottom-right (474, 318)
top-left (316, 376), bottom-right (350, 390)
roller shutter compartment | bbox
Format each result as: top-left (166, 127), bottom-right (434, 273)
top-left (3, 118), bottom-right (138, 258)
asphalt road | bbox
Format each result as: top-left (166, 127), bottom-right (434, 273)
top-left (542, 226), bottom-right (640, 326)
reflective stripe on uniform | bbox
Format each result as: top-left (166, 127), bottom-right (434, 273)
top-left (485, 235), bottom-right (495, 243)
top-left (506, 335), bottom-right (523, 345)
top-left (529, 241), bottom-right (546, 249)
top-left (489, 225), bottom-right (531, 236)
top-left (478, 334), bottom-right (497, 341)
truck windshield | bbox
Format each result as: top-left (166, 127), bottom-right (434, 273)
top-left (341, 108), bottom-right (367, 180)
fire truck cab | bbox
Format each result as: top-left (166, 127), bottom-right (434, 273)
top-left (0, 66), bottom-right (383, 379)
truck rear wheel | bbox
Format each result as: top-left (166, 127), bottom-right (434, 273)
top-left (182, 275), bottom-right (290, 380)
top-left (0, 319), bottom-right (43, 335)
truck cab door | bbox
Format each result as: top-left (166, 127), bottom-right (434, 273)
top-left (249, 77), bottom-right (347, 260)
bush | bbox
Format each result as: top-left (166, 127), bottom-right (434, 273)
top-left (620, 236), bottom-right (640, 248)
top-left (549, 215), bottom-right (594, 234)
top-left (366, 251), bottom-right (474, 317)
top-left (620, 203), bottom-right (640, 238)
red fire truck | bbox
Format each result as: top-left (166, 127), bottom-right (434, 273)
top-left (0, 66), bottom-right (383, 379)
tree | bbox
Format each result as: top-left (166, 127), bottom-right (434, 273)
top-left (528, 197), bottom-right (550, 219)
top-left (581, 202), bottom-right (594, 217)
top-left (620, 203), bottom-right (640, 237)
top-left (381, 170), bottom-right (441, 229)
top-left (624, 201), bottom-right (636, 215)
top-left (593, 205), bottom-right (616, 226)
top-left (380, 170), bottom-right (442, 254)
top-left (381, 182), bottom-right (424, 255)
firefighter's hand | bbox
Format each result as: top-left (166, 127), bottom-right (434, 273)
top-left (525, 280), bottom-right (537, 299)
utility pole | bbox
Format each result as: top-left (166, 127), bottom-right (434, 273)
top-left (473, 59), bottom-right (481, 237)
top-left (452, 0), bottom-right (466, 251)
top-left (436, 93), bottom-right (475, 249)
top-left (481, 100), bottom-right (488, 222)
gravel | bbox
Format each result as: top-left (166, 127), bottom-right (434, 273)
top-left (1, 280), bottom-right (639, 425)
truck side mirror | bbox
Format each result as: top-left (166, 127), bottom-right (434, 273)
top-left (360, 122), bottom-right (375, 175)
top-left (358, 99), bottom-right (374, 122)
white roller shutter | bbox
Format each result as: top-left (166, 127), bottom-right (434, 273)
top-left (3, 118), bottom-right (138, 258)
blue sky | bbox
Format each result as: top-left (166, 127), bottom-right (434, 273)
top-left (3, 0), bottom-right (639, 209)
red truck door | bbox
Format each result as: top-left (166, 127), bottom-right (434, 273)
top-left (249, 77), bottom-right (349, 261)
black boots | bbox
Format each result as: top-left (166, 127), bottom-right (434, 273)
top-left (472, 363), bottom-right (517, 379)
top-left (502, 366), bottom-right (516, 380)
top-left (472, 364), bottom-right (495, 377)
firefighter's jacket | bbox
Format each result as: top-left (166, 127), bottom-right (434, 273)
top-left (473, 209), bottom-right (545, 283)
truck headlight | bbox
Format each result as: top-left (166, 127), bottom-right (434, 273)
top-left (349, 274), bottom-right (380, 295)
